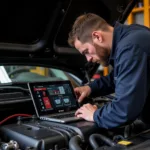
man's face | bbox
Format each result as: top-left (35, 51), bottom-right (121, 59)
top-left (74, 39), bottom-right (109, 66)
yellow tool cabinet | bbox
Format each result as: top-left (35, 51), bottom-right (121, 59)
top-left (127, 0), bottom-right (150, 27)
top-left (104, 0), bottom-right (150, 76)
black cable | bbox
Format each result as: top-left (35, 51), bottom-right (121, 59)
top-left (0, 86), bottom-right (29, 93)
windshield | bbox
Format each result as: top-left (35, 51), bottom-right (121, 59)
top-left (1, 65), bottom-right (81, 88)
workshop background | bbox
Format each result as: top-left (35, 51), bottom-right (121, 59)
top-left (94, 0), bottom-right (150, 79)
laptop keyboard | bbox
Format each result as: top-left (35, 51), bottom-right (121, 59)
top-left (51, 112), bottom-right (75, 119)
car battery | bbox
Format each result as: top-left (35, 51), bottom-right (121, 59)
top-left (0, 122), bottom-right (68, 150)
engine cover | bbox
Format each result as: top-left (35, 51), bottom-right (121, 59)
top-left (0, 122), bottom-right (68, 150)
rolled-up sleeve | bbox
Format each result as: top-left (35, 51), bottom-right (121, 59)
top-left (93, 44), bottom-right (148, 129)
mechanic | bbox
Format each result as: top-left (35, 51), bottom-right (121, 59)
top-left (68, 13), bottom-right (150, 129)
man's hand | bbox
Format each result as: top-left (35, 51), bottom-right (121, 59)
top-left (74, 85), bottom-right (91, 103)
top-left (75, 103), bottom-right (98, 122)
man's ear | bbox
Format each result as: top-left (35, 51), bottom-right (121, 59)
top-left (92, 31), bottom-right (102, 43)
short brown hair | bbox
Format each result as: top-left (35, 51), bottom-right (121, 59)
top-left (68, 13), bottom-right (109, 47)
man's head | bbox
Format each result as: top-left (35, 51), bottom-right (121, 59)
top-left (68, 13), bottom-right (113, 66)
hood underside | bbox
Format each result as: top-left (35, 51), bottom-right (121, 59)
top-left (0, 0), bottom-right (138, 78)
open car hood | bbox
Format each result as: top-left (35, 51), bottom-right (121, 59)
top-left (0, 0), bottom-right (138, 79)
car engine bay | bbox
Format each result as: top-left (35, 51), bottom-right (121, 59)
top-left (0, 83), bottom-right (150, 150)
top-left (0, 0), bottom-right (148, 149)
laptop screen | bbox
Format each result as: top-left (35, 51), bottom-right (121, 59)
top-left (28, 80), bottom-right (79, 116)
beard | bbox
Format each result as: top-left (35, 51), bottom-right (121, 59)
top-left (93, 43), bottom-right (110, 67)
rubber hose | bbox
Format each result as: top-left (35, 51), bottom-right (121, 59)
top-left (69, 135), bottom-right (83, 150)
top-left (89, 133), bottom-right (116, 149)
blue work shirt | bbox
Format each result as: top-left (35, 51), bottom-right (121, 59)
top-left (89, 22), bottom-right (150, 129)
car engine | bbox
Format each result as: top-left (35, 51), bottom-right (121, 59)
top-left (0, 83), bottom-right (150, 150)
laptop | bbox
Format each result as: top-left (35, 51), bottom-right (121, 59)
top-left (28, 80), bottom-right (83, 123)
